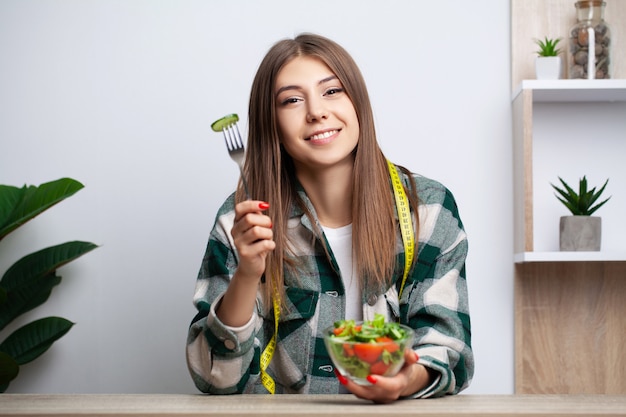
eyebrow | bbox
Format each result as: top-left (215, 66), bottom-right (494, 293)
top-left (275, 75), bottom-right (339, 97)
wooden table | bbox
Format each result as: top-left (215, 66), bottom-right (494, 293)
top-left (1, 394), bottom-right (625, 416)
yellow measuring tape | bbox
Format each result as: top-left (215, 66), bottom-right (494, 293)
top-left (259, 160), bottom-right (415, 394)
top-left (387, 160), bottom-right (415, 299)
top-left (260, 284), bottom-right (280, 394)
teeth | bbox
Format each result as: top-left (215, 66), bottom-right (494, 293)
top-left (309, 130), bottom-right (337, 140)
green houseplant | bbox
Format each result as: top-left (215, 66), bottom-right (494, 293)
top-left (534, 36), bottom-right (563, 80)
top-left (0, 178), bottom-right (97, 392)
top-left (535, 36), bottom-right (563, 57)
top-left (551, 176), bottom-right (611, 251)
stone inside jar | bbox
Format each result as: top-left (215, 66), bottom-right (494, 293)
top-left (569, 22), bottom-right (610, 79)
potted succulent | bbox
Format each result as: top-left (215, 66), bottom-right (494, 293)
top-left (551, 176), bottom-right (611, 251)
top-left (534, 36), bottom-right (563, 80)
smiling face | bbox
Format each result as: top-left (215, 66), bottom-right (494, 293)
top-left (274, 56), bottom-right (359, 174)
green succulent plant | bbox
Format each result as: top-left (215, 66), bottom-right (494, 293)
top-left (0, 178), bottom-right (97, 392)
top-left (534, 36), bottom-right (562, 57)
top-left (551, 176), bottom-right (611, 216)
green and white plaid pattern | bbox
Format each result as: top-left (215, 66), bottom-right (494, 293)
top-left (187, 169), bottom-right (473, 397)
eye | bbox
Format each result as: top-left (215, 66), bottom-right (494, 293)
top-left (279, 97), bottom-right (302, 106)
top-left (324, 87), bottom-right (344, 96)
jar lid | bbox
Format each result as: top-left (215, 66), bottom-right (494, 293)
top-left (575, 0), bottom-right (605, 8)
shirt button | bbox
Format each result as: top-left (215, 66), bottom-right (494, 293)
top-left (367, 294), bottom-right (378, 306)
top-left (224, 339), bottom-right (236, 350)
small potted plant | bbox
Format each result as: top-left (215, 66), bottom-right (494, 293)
top-left (551, 176), bottom-right (611, 251)
top-left (534, 36), bottom-right (563, 80)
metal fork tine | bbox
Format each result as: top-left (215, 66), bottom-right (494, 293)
top-left (233, 123), bottom-right (244, 149)
top-left (221, 122), bottom-right (250, 199)
top-left (221, 128), bottom-right (229, 150)
top-left (226, 126), bottom-right (234, 150)
top-left (225, 124), bottom-right (243, 150)
top-left (222, 126), bottom-right (234, 151)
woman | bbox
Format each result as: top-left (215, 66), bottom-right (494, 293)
top-left (186, 33), bottom-right (473, 402)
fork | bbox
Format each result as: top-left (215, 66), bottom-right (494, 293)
top-left (219, 119), bottom-right (251, 200)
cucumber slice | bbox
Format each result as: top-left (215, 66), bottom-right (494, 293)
top-left (211, 113), bottom-right (239, 132)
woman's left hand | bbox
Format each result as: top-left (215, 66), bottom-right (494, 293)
top-left (337, 349), bottom-right (432, 403)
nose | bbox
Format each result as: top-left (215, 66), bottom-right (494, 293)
top-left (306, 98), bottom-right (328, 123)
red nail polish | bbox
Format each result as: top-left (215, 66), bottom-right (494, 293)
top-left (258, 202), bottom-right (270, 210)
top-left (334, 369), bottom-right (348, 385)
top-left (414, 352), bottom-right (419, 362)
top-left (366, 375), bottom-right (377, 384)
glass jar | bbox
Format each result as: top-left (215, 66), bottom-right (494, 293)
top-left (568, 0), bottom-right (611, 79)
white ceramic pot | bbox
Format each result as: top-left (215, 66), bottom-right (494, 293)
top-left (535, 56), bottom-right (562, 80)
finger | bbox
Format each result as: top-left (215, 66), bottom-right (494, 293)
top-left (404, 349), bottom-right (419, 364)
top-left (350, 382), bottom-right (398, 404)
top-left (339, 374), bottom-right (402, 404)
top-left (235, 213), bottom-right (273, 239)
top-left (234, 200), bottom-right (270, 221)
top-left (232, 211), bottom-right (273, 241)
top-left (237, 227), bottom-right (275, 255)
top-left (234, 234), bottom-right (276, 278)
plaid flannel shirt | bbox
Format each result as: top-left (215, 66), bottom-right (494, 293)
top-left (186, 169), bottom-right (473, 396)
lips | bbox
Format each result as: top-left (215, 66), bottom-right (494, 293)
top-left (306, 129), bottom-right (339, 141)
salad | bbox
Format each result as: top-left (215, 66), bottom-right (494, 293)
top-left (325, 314), bottom-right (413, 380)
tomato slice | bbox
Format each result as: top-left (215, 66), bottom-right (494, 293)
top-left (375, 336), bottom-right (400, 353)
top-left (342, 343), bottom-right (355, 357)
top-left (333, 327), bottom-right (345, 336)
top-left (353, 343), bottom-right (384, 364)
top-left (369, 360), bottom-right (390, 375)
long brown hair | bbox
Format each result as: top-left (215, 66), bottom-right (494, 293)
top-left (243, 33), bottom-right (418, 312)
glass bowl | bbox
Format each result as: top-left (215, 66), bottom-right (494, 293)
top-left (323, 321), bottom-right (414, 385)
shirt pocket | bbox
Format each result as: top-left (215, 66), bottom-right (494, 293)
top-left (259, 286), bottom-right (319, 392)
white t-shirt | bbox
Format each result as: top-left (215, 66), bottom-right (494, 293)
top-left (321, 224), bottom-right (362, 321)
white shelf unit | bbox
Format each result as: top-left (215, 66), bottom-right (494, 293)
top-left (514, 251), bottom-right (626, 263)
top-left (512, 79), bottom-right (626, 264)
top-left (512, 79), bottom-right (626, 102)
top-left (510, 1), bottom-right (626, 395)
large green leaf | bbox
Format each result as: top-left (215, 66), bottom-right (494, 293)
top-left (0, 351), bottom-right (19, 391)
top-left (0, 178), bottom-right (84, 240)
top-left (0, 186), bottom-right (23, 235)
top-left (0, 241), bottom-right (97, 330)
top-left (0, 273), bottom-right (62, 332)
top-left (0, 317), bottom-right (74, 365)
top-left (1, 241), bottom-right (97, 291)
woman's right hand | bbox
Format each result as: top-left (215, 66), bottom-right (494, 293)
top-left (231, 200), bottom-right (275, 282)
top-left (217, 200), bottom-right (275, 327)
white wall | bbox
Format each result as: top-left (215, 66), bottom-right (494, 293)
top-left (0, 0), bottom-right (513, 394)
